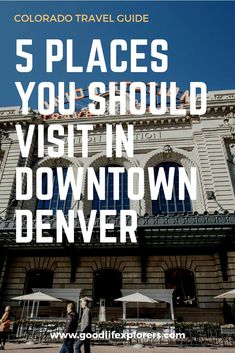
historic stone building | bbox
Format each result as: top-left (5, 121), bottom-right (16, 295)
top-left (0, 90), bottom-right (235, 322)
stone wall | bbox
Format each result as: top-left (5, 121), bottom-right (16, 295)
top-left (2, 252), bottom-right (234, 322)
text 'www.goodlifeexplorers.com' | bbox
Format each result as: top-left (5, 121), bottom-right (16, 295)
top-left (50, 331), bottom-right (186, 341)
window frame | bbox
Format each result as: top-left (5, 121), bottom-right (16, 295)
top-left (152, 162), bottom-right (192, 214)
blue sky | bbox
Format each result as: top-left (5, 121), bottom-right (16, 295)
top-left (0, 1), bottom-right (235, 108)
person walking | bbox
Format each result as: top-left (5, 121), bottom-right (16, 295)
top-left (59, 302), bottom-right (78, 353)
top-left (0, 306), bottom-right (11, 350)
top-left (75, 298), bottom-right (92, 353)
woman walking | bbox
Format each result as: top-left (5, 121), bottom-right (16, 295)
top-left (0, 306), bottom-right (11, 350)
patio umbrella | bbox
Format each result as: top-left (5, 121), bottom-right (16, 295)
top-left (12, 291), bottom-right (62, 319)
top-left (214, 289), bottom-right (235, 299)
top-left (115, 292), bottom-right (158, 319)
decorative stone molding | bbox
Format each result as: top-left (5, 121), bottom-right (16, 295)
top-left (163, 144), bottom-right (173, 156)
top-left (0, 107), bottom-right (21, 116)
top-left (36, 156), bottom-right (81, 169)
top-left (222, 116), bottom-right (230, 126)
top-left (221, 112), bottom-right (235, 136)
top-left (0, 129), bottom-right (8, 140)
top-left (0, 107), bottom-right (41, 127)
top-left (228, 143), bottom-right (235, 164)
top-left (213, 93), bottom-right (235, 101)
top-left (142, 147), bottom-right (195, 172)
top-left (207, 91), bottom-right (235, 101)
top-left (53, 157), bottom-right (67, 167)
top-left (227, 112), bottom-right (235, 125)
top-left (84, 152), bottom-right (138, 171)
top-left (23, 256), bottom-right (57, 272)
top-left (140, 147), bottom-right (204, 214)
top-left (91, 256), bottom-right (126, 273)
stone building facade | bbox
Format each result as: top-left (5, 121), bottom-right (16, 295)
top-left (0, 90), bottom-right (235, 322)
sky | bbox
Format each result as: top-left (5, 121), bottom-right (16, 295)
top-left (0, 1), bottom-right (235, 108)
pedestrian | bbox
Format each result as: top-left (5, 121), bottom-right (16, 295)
top-left (0, 306), bottom-right (11, 350)
top-left (75, 298), bottom-right (92, 353)
top-left (59, 302), bottom-right (78, 353)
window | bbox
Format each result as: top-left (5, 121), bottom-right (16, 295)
top-left (24, 269), bottom-right (53, 294)
top-left (152, 162), bottom-right (192, 214)
top-left (36, 167), bottom-right (72, 215)
top-left (165, 268), bottom-right (197, 307)
top-left (24, 269), bottom-right (54, 311)
top-left (93, 269), bottom-right (122, 306)
top-left (92, 165), bottom-right (129, 212)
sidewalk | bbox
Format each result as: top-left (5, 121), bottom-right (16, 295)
top-left (3, 343), bottom-right (235, 353)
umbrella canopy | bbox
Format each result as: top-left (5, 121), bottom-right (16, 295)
top-left (214, 289), bottom-right (235, 299)
top-left (12, 291), bottom-right (62, 319)
top-left (120, 289), bottom-right (175, 321)
top-left (115, 292), bottom-right (158, 319)
top-left (115, 292), bottom-right (157, 303)
top-left (12, 291), bottom-right (62, 302)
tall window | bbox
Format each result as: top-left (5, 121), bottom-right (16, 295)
top-left (92, 165), bottom-right (129, 212)
top-left (25, 269), bottom-right (53, 294)
top-left (165, 268), bottom-right (197, 307)
top-left (93, 269), bottom-right (122, 306)
top-left (152, 162), bottom-right (192, 214)
top-left (37, 167), bottom-right (72, 215)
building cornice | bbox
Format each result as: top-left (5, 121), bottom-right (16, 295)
top-left (0, 213), bottom-right (235, 251)
top-left (0, 89), bottom-right (235, 127)
top-left (0, 107), bottom-right (42, 127)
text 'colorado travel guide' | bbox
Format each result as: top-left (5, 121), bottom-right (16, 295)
top-left (0, 0), bottom-right (235, 350)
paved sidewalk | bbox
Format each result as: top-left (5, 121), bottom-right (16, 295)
top-left (2, 343), bottom-right (235, 353)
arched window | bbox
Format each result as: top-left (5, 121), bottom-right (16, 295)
top-left (152, 162), bottom-right (192, 214)
top-left (165, 268), bottom-right (197, 307)
top-left (24, 269), bottom-right (53, 294)
top-left (36, 167), bottom-right (72, 215)
top-left (93, 269), bottom-right (122, 306)
top-left (92, 165), bottom-right (129, 212)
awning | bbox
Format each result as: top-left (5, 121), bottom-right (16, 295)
top-left (1, 213), bottom-right (235, 250)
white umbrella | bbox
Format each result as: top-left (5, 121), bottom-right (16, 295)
top-left (12, 291), bottom-right (62, 318)
top-left (12, 291), bottom-right (62, 302)
top-left (214, 289), bottom-right (235, 299)
top-left (115, 292), bottom-right (158, 319)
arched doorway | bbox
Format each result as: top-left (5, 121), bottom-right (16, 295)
top-left (165, 268), bottom-right (197, 307)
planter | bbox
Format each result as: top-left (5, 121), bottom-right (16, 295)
top-left (221, 327), bottom-right (235, 335)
